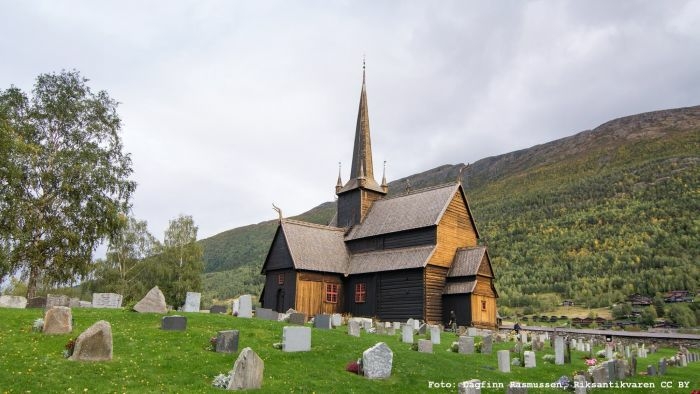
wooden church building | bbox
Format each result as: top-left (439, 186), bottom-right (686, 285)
top-left (260, 68), bottom-right (498, 328)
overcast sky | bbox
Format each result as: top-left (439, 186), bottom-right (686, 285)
top-left (1, 1), bottom-right (699, 248)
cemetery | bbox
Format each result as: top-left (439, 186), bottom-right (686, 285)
top-left (0, 304), bottom-right (698, 392)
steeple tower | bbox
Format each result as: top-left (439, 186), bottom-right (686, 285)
top-left (336, 61), bottom-right (387, 228)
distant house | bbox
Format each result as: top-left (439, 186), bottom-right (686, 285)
top-left (562, 300), bottom-right (575, 307)
top-left (259, 68), bottom-right (498, 328)
top-left (627, 293), bottom-right (652, 306)
top-left (664, 290), bottom-right (693, 303)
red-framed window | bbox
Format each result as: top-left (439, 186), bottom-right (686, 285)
top-left (325, 283), bottom-right (338, 303)
top-left (277, 273), bottom-right (284, 285)
top-left (481, 300), bottom-right (487, 311)
top-left (355, 283), bottom-right (366, 303)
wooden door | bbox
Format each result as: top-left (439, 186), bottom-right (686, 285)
top-left (295, 280), bottom-right (323, 317)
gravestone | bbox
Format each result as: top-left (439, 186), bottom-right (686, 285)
top-left (387, 327), bottom-right (396, 335)
top-left (288, 312), bottom-right (306, 325)
top-left (406, 318), bottom-right (417, 331)
top-left (348, 321), bottom-right (361, 337)
top-left (91, 293), bottom-right (123, 309)
top-left (646, 364), bottom-right (656, 376)
top-left (584, 343), bottom-right (591, 353)
top-left (458, 336), bottom-right (474, 354)
top-left (376, 325), bottom-right (387, 335)
top-left (592, 365), bottom-right (608, 383)
top-left (554, 336), bottom-right (565, 365)
top-left (183, 292), bottom-right (201, 312)
top-left (46, 294), bottom-right (70, 308)
top-left (282, 326), bottom-right (311, 352)
top-left (314, 314), bottom-right (332, 329)
top-left (615, 359), bottom-right (628, 380)
top-left (43, 306), bottom-right (72, 334)
top-left (574, 374), bottom-right (587, 394)
top-left (524, 351), bottom-right (536, 368)
top-left (78, 301), bottom-right (92, 308)
top-left (216, 330), bottom-right (239, 353)
top-left (362, 320), bottom-right (373, 332)
top-left (161, 315), bottom-right (187, 331)
top-left (68, 298), bottom-right (81, 308)
top-left (578, 342), bottom-right (585, 352)
top-left (418, 339), bottom-right (433, 353)
top-left (27, 297), bottom-right (47, 309)
top-left (418, 323), bottom-right (427, 335)
top-left (497, 350), bottom-right (511, 372)
top-left (238, 295), bottom-right (253, 318)
top-left (603, 360), bottom-right (617, 382)
top-left (70, 320), bottom-right (112, 361)
top-left (0, 295), bottom-right (27, 308)
top-left (605, 344), bottom-right (613, 360)
top-left (232, 298), bottom-right (240, 316)
top-left (331, 313), bottom-right (342, 327)
top-left (210, 305), bottom-right (227, 314)
top-left (467, 327), bottom-right (478, 337)
top-left (402, 325), bottom-right (413, 343)
top-left (506, 384), bottom-right (527, 394)
top-left (624, 345), bottom-right (631, 359)
top-left (458, 379), bottom-right (482, 394)
top-left (255, 307), bottom-right (279, 321)
top-left (430, 325), bottom-right (441, 344)
top-left (362, 342), bottom-right (393, 379)
top-left (227, 347), bottom-right (264, 390)
top-left (680, 354), bottom-right (687, 367)
top-left (134, 286), bottom-right (167, 313)
top-left (393, 322), bottom-right (401, 330)
top-left (481, 335), bottom-right (492, 354)
top-left (630, 355), bottom-right (637, 376)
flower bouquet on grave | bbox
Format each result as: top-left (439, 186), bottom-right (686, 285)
top-left (209, 336), bottom-right (217, 351)
top-left (63, 338), bottom-right (76, 358)
top-left (585, 358), bottom-right (597, 367)
top-left (32, 318), bottom-right (44, 332)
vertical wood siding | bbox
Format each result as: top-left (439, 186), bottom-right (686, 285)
top-left (294, 271), bottom-right (343, 316)
top-left (430, 192), bottom-right (478, 268)
top-left (424, 265), bottom-right (448, 323)
top-left (262, 269), bottom-right (296, 312)
top-left (442, 294), bottom-right (472, 326)
top-left (377, 269), bottom-right (424, 321)
top-left (343, 273), bottom-right (378, 317)
top-left (470, 294), bottom-right (497, 328)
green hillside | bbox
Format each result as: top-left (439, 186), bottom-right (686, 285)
top-left (200, 106), bottom-right (700, 310)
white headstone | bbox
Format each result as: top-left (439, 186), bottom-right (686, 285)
top-left (418, 339), bottom-right (433, 353)
top-left (362, 342), bottom-right (393, 379)
top-left (348, 321), bottom-right (361, 337)
top-left (0, 295), bottom-right (27, 309)
top-left (430, 325), bottom-right (441, 344)
top-left (402, 325), bottom-right (413, 343)
top-left (238, 295), bottom-right (253, 318)
top-left (497, 350), bottom-right (510, 372)
top-left (554, 336), bottom-right (565, 365)
top-left (393, 322), bottom-right (401, 330)
top-left (91, 293), bottom-right (123, 309)
top-left (524, 350), bottom-right (536, 368)
top-left (183, 292), bottom-right (201, 312)
top-left (331, 313), bottom-right (342, 327)
top-left (232, 298), bottom-right (240, 316)
top-left (606, 344), bottom-right (614, 360)
top-left (282, 326), bottom-right (311, 352)
top-left (458, 336), bottom-right (474, 354)
top-left (467, 327), bottom-right (478, 337)
top-left (458, 379), bottom-right (482, 394)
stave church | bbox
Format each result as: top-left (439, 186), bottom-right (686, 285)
top-left (260, 67), bottom-right (498, 328)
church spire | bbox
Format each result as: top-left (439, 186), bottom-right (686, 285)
top-left (337, 59), bottom-right (385, 195)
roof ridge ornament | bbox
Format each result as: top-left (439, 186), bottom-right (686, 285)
top-left (458, 163), bottom-right (470, 185)
top-left (272, 203), bottom-right (282, 222)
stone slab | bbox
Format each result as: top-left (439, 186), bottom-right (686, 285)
top-left (314, 314), bottom-right (332, 329)
top-left (362, 342), bottom-right (393, 379)
top-left (183, 292), bottom-right (201, 312)
top-left (227, 347), bottom-right (264, 390)
top-left (216, 330), bottom-right (239, 353)
top-left (70, 320), bottom-right (112, 361)
top-left (283, 326), bottom-right (311, 352)
top-left (237, 295), bottom-right (252, 318)
top-left (418, 339), bottom-right (433, 353)
top-left (161, 315), bottom-right (187, 331)
top-left (0, 295), bottom-right (27, 308)
top-left (91, 293), bottom-right (123, 309)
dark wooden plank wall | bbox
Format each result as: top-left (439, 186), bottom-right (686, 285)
top-left (425, 265), bottom-right (448, 323)
top-left (442, 294), bottom-right (472, 326)
top-left (346, 227), bottom-right (436, 254)
top-left (376, 269), bottom-right (424, 321)
top-left (262, 226), bottom-right (294, 272)
top-left (337, 189), bottom-right (361, 229)
top-left (343, 273), bottom-right (378, 317)
top-left (261, 268), bottom-right (296, 312)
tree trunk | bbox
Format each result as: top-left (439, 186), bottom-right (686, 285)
top-left (26, 264), bottom-right (39, 299)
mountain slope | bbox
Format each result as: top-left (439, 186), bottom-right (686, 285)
top-left (201, 106), bottom-right (700, 308)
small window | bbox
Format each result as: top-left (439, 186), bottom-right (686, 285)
top-left (277, 273), bottom-right (284, 285)
top-left (325, 283), bottom-right (338, 303)
top-left (355, 283), bottom-right (366, 303)
top-left (481, 300), bottom-right (487, 311)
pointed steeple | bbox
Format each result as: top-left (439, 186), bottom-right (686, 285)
top-left (335, 162), bottom-right (343, 193)
top-left (381, 160), bottom-right (388, 193)
top-left (337, 60), bottom-right (385, 195)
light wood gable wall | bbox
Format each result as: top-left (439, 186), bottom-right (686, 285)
top-left (472, 254), bottom-right (498, 327)
top-left (294, 271), bottom-right (344, 316)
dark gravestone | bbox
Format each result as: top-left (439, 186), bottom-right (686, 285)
top-left (216, 330), bottom-right (239, 353)
top-left (646, 364), bottom-right (656, 376)
top-left (27, 297), bottom-right (47, 309)
top-left (161, 315), bottom-right (187, 331)
top-left (418, 323), bottom-right (427, 335)
top-left (255, 307), bottom-right (279, 321)
top-left (658, 359), bottom-right (666, 375)
top-left (210, 305), bottom-right (227, 314)
top-left (630, 356), bottom-right (637, 376)
top-left (289, 313), bottom-right (307, 325)
top-left (314, 314), bottom-right (332, 329)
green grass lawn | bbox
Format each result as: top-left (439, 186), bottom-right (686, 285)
top-left (0, 308), bottom-right (697, 393)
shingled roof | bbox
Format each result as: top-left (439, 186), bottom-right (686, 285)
top-left (448, 246), bottom-right (487, 277)
top-left (348, 245), bottom-right (435, 274)
top-left (281, 220), bottom-right (349, 274)
top-left (443, 280), bottom-right (476, 295)
top-left (346, 183), bottom-right (460, 240)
